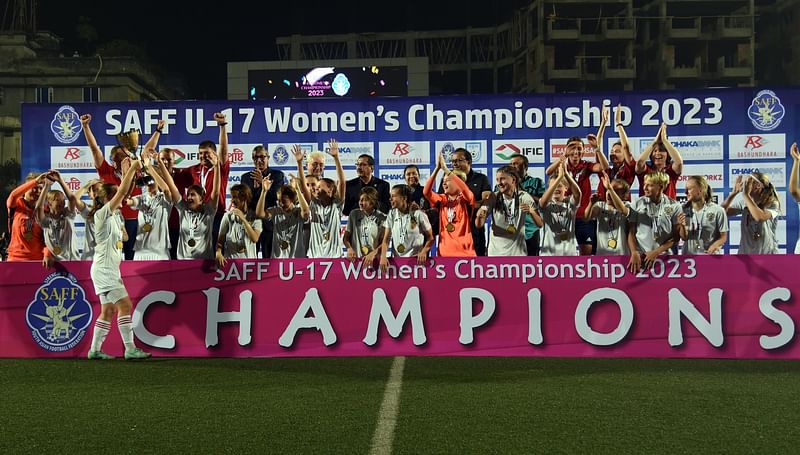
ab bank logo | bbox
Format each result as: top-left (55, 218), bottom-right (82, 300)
top-left (25, 273), bottom-right (93, 352)
top-left (748, 90), bottom-right (785, 131)
top-left (273, 145), bottom-right (289, 165)
top-left (393, 143), bottom-right (411, 156)
top-left (50, 105), bottom-right (83, 144)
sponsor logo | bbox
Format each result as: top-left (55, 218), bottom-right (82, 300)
top-left (744, 135), bottom-right (767, 150)
top-left (729, 134), bottom-right (786, 159)
top-left (65, 177), bottom-right (82, 191)
top-left (272, 145), bottom-right (289, 165)
top-left (495, 143), bottom-right (520, 160)
top-left (748, 90), bottom-right (785, 131)
top-left (465, 141), bottom-right (483, 162)
top-left (63, 147), bottom-right (84, 161)
top-left (228, 147), bottom-right (245, 164)
top-left (731, 167), bottom-right (784, 175)
top-left (678, 174), bottom-right (723, 182)
top-left (50, 106), bottom-right (82, 144)
top-left (673, 140), bottom-right (721, 149)
top-left (173, 149), bottom-right (186, 165)
top-left (393, 143), bottom-right (412, 156)
top-left (26, 273), bottom-right (92, 352)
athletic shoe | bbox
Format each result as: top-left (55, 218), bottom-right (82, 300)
top-left (87, 350), bottom-right (115, 360)
top-left (124, 348), bottom-right (151, 360)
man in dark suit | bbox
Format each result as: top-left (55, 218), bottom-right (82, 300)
top-left (343, 154), bottom-right (390, 216)
top-left (240, 145), bottom-right (285, 258)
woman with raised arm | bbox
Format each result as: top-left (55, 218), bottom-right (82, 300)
top-left (293, 139), bottom-right (346, 258)
top-left (635, 123), bottom-right (684, 199)
top-left (534, 161), bottom-right (581, 256)
top-left (75, 178), bottom-right (103, 260)
top-left (722, 173), bottom-right (780, 254)
top-left (127, 147), bottom-right (179, 260)
top-left (7, 171), bottom-right (51, 265)
top-left (34, 170), bottom-right (81, 262)
top-left (379, 184), bottom-right (433, 271)
top-left (174, 151), bottom-right (220, 260)
top-left (86, 158), bottom-right (150, 360)
top-left (585, 175), bottom-right (631, 256)
top-left (257, 175), bottom-right (310, 259)
top-left (424, 151), bottom-right (475, 257)
top-left (476, 166), bottom-right (537, 256)
top-left (344, 187), bottom-right (387, 263)
top-left (790, 143), bottom-right (800, 253)
top-left (215, 184), bottom-right (263, 268)
top-left (598, 104), bottom-right (636, 201)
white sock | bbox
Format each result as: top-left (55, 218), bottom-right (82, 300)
top-left (117, 315), bottom-right (136, 351)
top-left (90, 319), bottom-right (111, 352)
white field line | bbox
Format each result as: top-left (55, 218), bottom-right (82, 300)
top-left (368, 356), bottom-right (406, 455)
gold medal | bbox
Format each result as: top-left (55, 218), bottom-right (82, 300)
top-left (607, 238), bottom-right (617, 249)
top-left (752, 233), bottom-right (761, 241)
top-left (361, 246), bottom-right (370, 255)
top-left (280, 240), bottom-right (289, 250)
top-left (116, 240), bottom-right (124, 249)
top-left (188, 238), bottom-right (196, 248)
top-left (142, 223), bottom-right (152, 233)
top-left (397, 244), bottom-right (406, 254)
top-left (52, 246), bottom-right (62, 255)
top-left (323, 232), bottom-right (330, 241)
top-left (446, 223), bottom-right (455, 232)
top-left (506, 225), bottom-right (516, 235)
top-left (23, 232), bottom-right (33, 240)
top-left (559, 232), bottom-right (569, 241)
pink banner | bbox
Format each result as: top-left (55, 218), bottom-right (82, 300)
top-left (1, 256), bottom-right (797, 359)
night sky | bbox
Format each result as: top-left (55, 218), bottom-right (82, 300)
top-left (37, 0), bottom-right (516, 100)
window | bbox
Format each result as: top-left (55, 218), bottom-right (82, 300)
top-left (83, 86), bottom-right (100, 102)
top-left (35, 87), bottom-right (53, 103)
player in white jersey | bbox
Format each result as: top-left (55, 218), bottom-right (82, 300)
top-left (86, 159), bottom-right (150, 360)
top-left (345, 187), bottom-right (387, 263)
top-left (75, 179), bottom-right (103, 260)
top-left (215, 184), bottom-right (263, 268)
top-left (534, 161), bottom-right (581, 256)
top-left (379, 184), bottom-right (434, 271)
top-left (585, 176), bottom-right (631, 256)
top-left (627, 171), bottom-right (681, 272)
top-left (128, 147), bottom-right (179, 260)
top-left (35, 170), bottom-right (81, 262)
top-left (257, 176), bottom-right (310, 259)
top-left (293, 140), bottom-right (346, 258)
top-left (677, 175), bottom-right (728, 255)
top-left (175, 153), bottom-right (220, 260)
top-left (722, 172), bottom-right (781, 254)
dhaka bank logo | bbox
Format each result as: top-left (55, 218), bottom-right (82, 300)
top-left (748, 90), bottom-right (785, 131)
top-left (51, 105), bottom-right (83, 144)
top-left (273, 145), bottom-right (289, 165)
top-left (26, 273), bottom-right (93, 352)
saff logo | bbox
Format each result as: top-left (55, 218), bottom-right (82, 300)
top-left (748, 90), bottom-right (785, 131)
top-left (273, 145), bottom-right (289, 165)
top-left (51, 105), bottom-right (83, 144)
top-left (26, 273), bottom-right (92, 352)
top-left (495, 143), bottom-right (521, 160)
top-left (393, 143), bottom-right (411, 156)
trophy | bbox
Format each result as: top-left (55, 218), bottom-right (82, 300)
top-left (116, 129), bottom-right (154, 187)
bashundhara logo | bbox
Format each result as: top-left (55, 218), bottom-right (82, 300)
top-left (26, 273), bottom-right (93, 352)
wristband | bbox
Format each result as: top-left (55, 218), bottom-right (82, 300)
top-left (156, 128), bottom-right (163, 134)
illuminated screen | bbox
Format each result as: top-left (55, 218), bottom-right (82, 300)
top-left (248, 66), bottom-right (408, 99)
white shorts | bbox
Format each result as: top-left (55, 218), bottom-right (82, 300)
top-left (98, 286), bottom-right (129, 305)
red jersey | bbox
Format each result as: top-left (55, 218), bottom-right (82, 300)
top-left (598, 160), bottom-right (636, 200)
top-left (97, 161), bottom-right (141, 220)
top-left (567, 160), bottom-right (600, 220)
top-left (185, 161), bottom-right (230, 214)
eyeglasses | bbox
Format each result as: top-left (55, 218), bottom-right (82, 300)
top-left (253, 155), bottom-right (268, 161)
top-left (450, 158), bottom-right (467, 164)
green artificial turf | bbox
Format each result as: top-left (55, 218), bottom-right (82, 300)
top-left (2, 357), bottom-right (799, 454)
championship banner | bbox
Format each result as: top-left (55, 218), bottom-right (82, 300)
top-left (21, 88), bottom-right (799, 251)
top-left (1, 257), bottom-right (797, 359)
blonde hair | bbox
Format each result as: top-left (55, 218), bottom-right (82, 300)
top-left (686, 175), bottom-right (713, 203)
top-left (308, 151), bottom-right (327, 164)
top-left (751, 172), bottom-right (780, 211)
top-left (644, 171), bottom-right (669, 189)
top-left (450, 170), bottom-right (467, 182)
